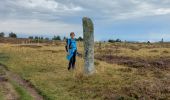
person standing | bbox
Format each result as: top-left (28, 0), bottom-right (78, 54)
top-left (66, 32), bottom-right (77, 70)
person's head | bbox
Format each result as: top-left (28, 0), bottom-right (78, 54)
top-left (70, 32), bottom-right (75, 39)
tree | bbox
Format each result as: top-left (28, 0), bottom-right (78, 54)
top-left (161, 38), bottom-right (164, 43)
top-left (0, 32), bottom-right (5, 37)
top-left (115, 38), bottom-right (121, 42)
top-left (45, 37), bottom-right (49, 41)
top-left (52, 35), bottom-right (61, 40)
top-left (40, 37), bottom-right (44, 40)
top-left (28, 36), bottom-right (34, 39)
top-left (9, 32), bottom-right (17, 38)
top-left (108, 39), bottom-right (115, 43)
top-left (35, 36), bottom-right (39, 40)
top-left (63, 36), bottom-right (67, 41)
top-left (77, 36), bottom-right (83, 41)
top-left (108, 39), bottom-right (121, 43)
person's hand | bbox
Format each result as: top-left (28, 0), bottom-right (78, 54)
top-left (77, 52), bottom-right (83, 57)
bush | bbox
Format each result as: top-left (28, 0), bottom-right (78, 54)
top-left (0, 32), bottom-right (5, 37)
top-left (9, 32), bottom-right (17, 38)
top-left (116, 39), bottom-right (121, 42)
top-left (108, 39), bottom-right (122, 43)
top-left (52, 35), bottom-right (61, 40)
top-left (76, 36), bottom-right (83, 41)
top-left (28, 36), bottom-right (33, 39)
top-left (108, 39), bottom-right (115, 43)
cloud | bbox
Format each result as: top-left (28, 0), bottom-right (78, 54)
top-left (15, 0), bottom-right (84, 12)
top-left (0, 0), bottom-right (84, 37)
top-left (91, 0), bottom-right (170, 21)
top-left (0, 0), bottom-right (170, 41)
top-left (0, 0), bottom-right (84, 21)
top-left (0, 19), bottom-right (82, 36)
top-left (2, 0), bottom-right (170, 21)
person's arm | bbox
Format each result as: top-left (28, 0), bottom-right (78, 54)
top-left (67, 39), bottom-right (70, 55)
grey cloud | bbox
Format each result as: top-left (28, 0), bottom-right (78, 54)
top-left (1, 0), bottom-right (170, 22)
top-left (53, 0), bottom-right (170, 22)
top-left (0, 0), bottom-right (84, 21)
top-left (0, 0), bottom-right (170, 38)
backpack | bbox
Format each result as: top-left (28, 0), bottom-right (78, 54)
top-left (65, 39), bottom-right (72, 52)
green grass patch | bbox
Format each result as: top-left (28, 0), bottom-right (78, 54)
top-left (0, 53), bottom-right (9, 62)
top-left (0, 91), bottom-right (4, 100)
top-left (10, 80), bottom-right (33, 100)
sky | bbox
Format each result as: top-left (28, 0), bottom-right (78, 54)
top-left (0, 0), bottom-right (170, 42)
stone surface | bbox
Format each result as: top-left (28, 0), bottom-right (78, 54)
top-left (82, 17), bottom-right (95, 74)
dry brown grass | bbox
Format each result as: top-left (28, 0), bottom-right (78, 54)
top-left (0, 42), bottom-right (169, 100)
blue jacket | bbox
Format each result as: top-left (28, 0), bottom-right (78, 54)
top-left (66, 38), bottom-right (77, 60)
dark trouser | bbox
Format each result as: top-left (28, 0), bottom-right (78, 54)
top-left (68, 50), bottom-right (77, 70)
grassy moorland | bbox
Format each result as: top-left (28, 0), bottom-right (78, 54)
top-left (0, 42), bottom-right (169, 100)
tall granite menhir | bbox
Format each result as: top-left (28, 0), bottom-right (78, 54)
top-left (82, 17), bottom-right (95, 74)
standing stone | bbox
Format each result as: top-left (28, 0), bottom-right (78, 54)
top-left (82, 17), bottom-right (95, 74)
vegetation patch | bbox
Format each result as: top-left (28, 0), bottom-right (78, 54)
top-left (10, 80), bottom-right (33, 100)
top-left (17, 44), bottom-right (42, 48)
top-left (149, 49), bottom-right (158, 52)
top-left (39, 49), bottom-right (65, 53)
top-left (121, 79), bottom-right (170, 100)
top-left (0, 43), bottom-right (169, 100)
top-left (96, 55), bottom-right (170, 70)
top-left (162, 50), bottom-right (169, 54)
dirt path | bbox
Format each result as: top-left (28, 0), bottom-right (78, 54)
top-left (0, 81), bottom-right (19, 100)
top-left (0, 65), bottom-right (43, 100)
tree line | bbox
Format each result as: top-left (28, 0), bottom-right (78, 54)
top-left (0, 32), bottom-right (17, 38)
top-left (108, 39), bottom-right (122, 43)
top-left (29, 35), bottom-right (83, 41)
top-left (0, 32), bottom-right (166, 43)
top-left (0, 32), bottom-right (83, 41)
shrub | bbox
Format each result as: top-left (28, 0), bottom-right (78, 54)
top-left (9, 32), bottom-right (17, 38)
